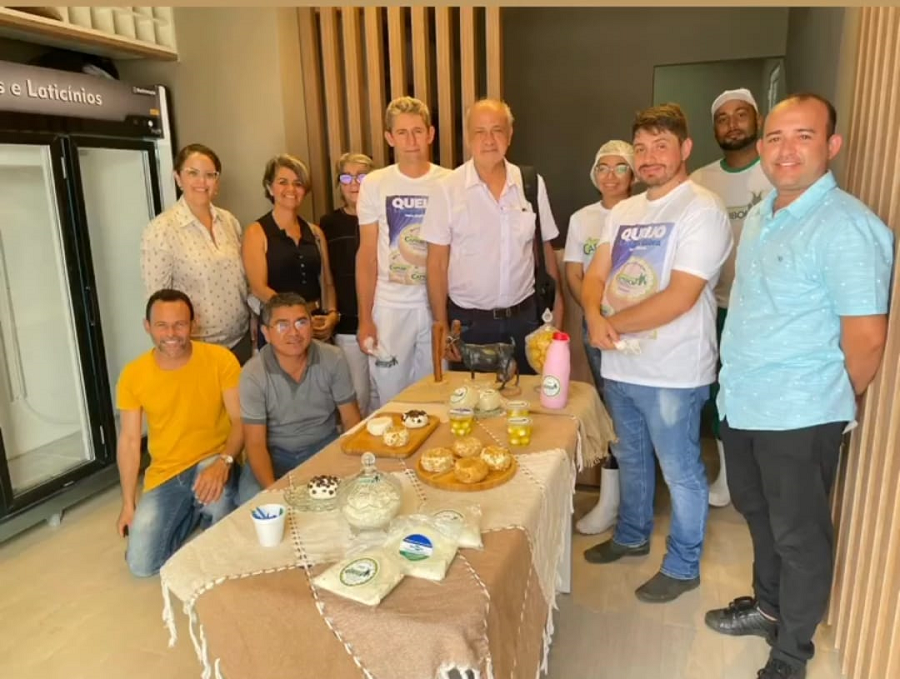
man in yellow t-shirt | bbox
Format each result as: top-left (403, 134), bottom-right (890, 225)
top-left (116, 289), bottom-right (243, 577)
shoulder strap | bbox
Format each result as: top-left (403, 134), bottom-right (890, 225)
top-left (520, 165), bottom-right (546, 272)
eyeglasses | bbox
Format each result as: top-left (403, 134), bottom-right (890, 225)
top-left (338, 173), bottom-right (367, 185)
top-left (270, 318), bottom-right (310, 334)
top-left (183, 168), bottom-right (220, 182)
top-left (595, 164), bottom-right (631, 177)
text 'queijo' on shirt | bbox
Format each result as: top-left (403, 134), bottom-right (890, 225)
top-left (718, 171), bottom-right (894, 431)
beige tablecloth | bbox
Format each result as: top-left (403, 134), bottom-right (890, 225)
top-left (159, 375), bottom-right (611, 679)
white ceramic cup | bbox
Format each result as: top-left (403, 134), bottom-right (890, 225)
top-left (251, 503), bottom-right (286, 547)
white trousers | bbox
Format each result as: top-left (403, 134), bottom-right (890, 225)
top-left (334, 333), bottom-right (380, 417)
top-left (369, 302), bottom-right (434, 404)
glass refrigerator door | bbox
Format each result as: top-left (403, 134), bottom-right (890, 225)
top-left (0, 142), bottom-right (99, 500)
top-left (73, 141), bottom-right (161, 425)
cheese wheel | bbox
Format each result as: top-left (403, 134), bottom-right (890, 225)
top-left (366, 416), bottom-right (393, 436)
top-left (480, 445), bottom-right (512, 472)
top-left (452, 436), bottom-right (483, 459)
top-left (449, 386), bottom-right (480, 410)
top-left (401, 409), bottom-right (429, 429)
top-left (454, 457), bottom-right (489, 484)
top-left (420, 447), bottom-right (455, 473)
top-left (383, 424), bottom-right (410, 448)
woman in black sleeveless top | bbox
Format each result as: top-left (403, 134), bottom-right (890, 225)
top-left (243, 154), bottom-right (338, 347)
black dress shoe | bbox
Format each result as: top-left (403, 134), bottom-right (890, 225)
top-left (705, 596), bottom-right (778, 643)
top-left (757, 658), bottom-right (806, 678)
top-left (583, 538), bottom-right (650, 564)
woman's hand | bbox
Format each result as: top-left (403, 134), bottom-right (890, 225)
top-left (312, 311), bottom-right (338, 341)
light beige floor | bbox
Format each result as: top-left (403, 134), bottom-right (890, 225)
top-left (0, 448), bottom-right (846, 679)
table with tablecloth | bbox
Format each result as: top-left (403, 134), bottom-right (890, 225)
top-left (159, 373), bottom-right (614, 679)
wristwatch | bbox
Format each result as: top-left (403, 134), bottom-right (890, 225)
top-left (219, 454), bottom-right (235, 466)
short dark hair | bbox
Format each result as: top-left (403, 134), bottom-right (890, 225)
top-left (632, 103), bottom-right (689, 143)
top-left (261, 292), bottom-right (309, 326)
top-left (174, 143), bottom-right (222, 174)
top-left (782, 92), bottom-right (838, 137)
top-left (145, 289), bottom-right (194, 322)
top-left (262, 154), bottom-right (311, 203)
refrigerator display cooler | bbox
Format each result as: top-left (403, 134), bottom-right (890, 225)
top-left (0, 60), bottom-right (176, 540)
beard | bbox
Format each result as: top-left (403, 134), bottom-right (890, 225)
top-left (717, 128), bottom-right (758, 152)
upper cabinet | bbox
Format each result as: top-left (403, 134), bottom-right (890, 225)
top-left (0, 7), bottom-right (177, 61)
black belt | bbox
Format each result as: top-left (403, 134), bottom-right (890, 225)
top-left (449, 294), bottom-right (535, 320)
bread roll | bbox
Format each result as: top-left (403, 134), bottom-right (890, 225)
top-left (421, 447), bottom-right (454, 473)
top-left (481, 445), bottom-right (512, 472)
top-left (452, 436), bottom-right (483, 459)
top-left (383, 424), bottom-right (410, 448)
top-left (454, 457), bottom-right (489, 484)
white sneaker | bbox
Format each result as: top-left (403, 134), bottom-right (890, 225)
top-left (576, 466), bottom-right (620, 534)
top-left (709, 439), bottom-right (731, 507)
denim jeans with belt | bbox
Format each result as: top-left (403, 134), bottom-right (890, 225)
top-left (603, 378), bottom-right (710, 579)
top-left (126, 454), bottom-right (238, 577)
top-left (237, 429), bottom-right (339, 505)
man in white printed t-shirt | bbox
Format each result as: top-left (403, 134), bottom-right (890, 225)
top-left (581, 103), bottom-right (732, 604)
top-left (690, 88), bottom-right (774, 508)
top-left (355, 97), bottom-right (451, 403)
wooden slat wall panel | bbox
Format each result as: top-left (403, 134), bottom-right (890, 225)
top-left (296, 8), bottom-right (329, 218)
top-left (387, 7), bottom-right (407, 100)
top-left (296, 7), bottom-right (501, 209)
top-left (411, 7), bottom-right (431, 105)
top-left (435, 7), bottom-right (457, 169)
top-left (341, 6), bottom-right (365, 154)
top-left (459, 7), bottom-right (477, 161)
top-left (828, 8), bottom-right (900, 679)
top-left (363, 7), bottom-right (387, 168)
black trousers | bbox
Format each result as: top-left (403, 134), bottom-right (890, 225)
top-left (721, 419), bottom-right (846, 669)
top-left (447, 296), bottom-right (541, 376)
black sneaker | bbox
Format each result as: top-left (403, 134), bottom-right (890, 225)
top-left (757, 658), bottom-right (806, 678)
top-left (705, 596), bottom-right (778, 644)
top-left (583, 538), bottom-right (650, 564)
top-left (634, 571), bottom-right (700, 603)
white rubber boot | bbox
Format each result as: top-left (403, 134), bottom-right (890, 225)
top-left (708, 439), bottom-right (731, 507)
top-left (576, 466), bottom-right (620, 535)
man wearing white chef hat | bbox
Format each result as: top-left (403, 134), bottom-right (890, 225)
top-left (691, 88), bottom-right (774, 509)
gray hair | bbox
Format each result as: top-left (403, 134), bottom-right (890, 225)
top-left (466, 98), bottom-right (515, 130)
top-left (262, 154), bottom-right (312, 203)
top-left (261, 292), bottom-right (309, 326)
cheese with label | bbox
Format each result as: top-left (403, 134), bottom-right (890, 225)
top-left (313, 549), bottom-right (405, 606)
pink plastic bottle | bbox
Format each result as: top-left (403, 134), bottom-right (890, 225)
top-left (540, 332), bottom-right (571, 409)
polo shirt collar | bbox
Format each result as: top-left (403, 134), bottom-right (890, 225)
top-left (261, 340), bottom-right (319, 383)
top-left (762, 170), bottom-right (837, 221)
top-left (174, 195), bottom-right (223, 229)
top-left (464, 158), bottom-right (522, 194)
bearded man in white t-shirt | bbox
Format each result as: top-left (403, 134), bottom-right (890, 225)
top-left (355, 97), bottom-right (451, 403)
top-left (690, 88), bottom-right (774, 508)
top-left (581, 103), bottom-right (732, 603)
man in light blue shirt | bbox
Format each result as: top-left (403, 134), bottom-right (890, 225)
top-left (706, 93), bottom-right (893, 679)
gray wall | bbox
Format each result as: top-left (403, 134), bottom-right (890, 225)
top-left (502, 7), bottom-right (789, 242)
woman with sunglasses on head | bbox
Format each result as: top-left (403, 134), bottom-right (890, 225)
top-left (242, 154), bottom-right (339, 348)
top-left (141, 143), bottom-right (252, 364)
top-left (319, 152), bottom-right (380, 416)
top-left (563, 139), bottom-right (636, 535)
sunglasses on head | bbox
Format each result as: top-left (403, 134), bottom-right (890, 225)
top-left (338, 173), bottom-right (367, 185)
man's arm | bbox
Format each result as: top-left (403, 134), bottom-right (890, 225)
top-left (581, 242), bottom-right (618, 349)
top-left (565, 262), bottom-right (585, 309)
top-left (244, 423), bottom-right (275, 489)
top-left (337, 401), bottom-right (362, 431)
top-left (116, 408), bottom-right (143, 537)
top-left (841, 314), bottom-right (888, 395)
top-left (355, 222), bottom-right (379, 352)
top-left (426, 242), bottom-right (451, 328)
top-left (192, 386), bottom-right (242, 505)
top-left (607, 270), bottom-right (708, 335)
top-left (544, 241), bottom-right (565, 327)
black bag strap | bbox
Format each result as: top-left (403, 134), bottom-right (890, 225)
top-left (520, 165), bottom-right (546, 274)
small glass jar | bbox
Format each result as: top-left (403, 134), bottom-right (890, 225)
top-left (338, 453), bottom-right (402, 533)
top-left (505, 400), bottom-right (530, 419)
top-left (448, 407), bottom-right (475, 436)
top-left (507, 416), bottom-right (533, 447)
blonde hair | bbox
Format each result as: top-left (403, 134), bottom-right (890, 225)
top-left (263, 154), bottom-right (311, 202)
top-left (466, 98), bottom-right (515, 130)
top-left (335, 152), bottom-right (375, 186)
top-left (384, 96), bottom-right (431, 131)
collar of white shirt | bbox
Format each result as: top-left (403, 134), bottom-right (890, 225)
top-left (174, 195), bottom-right (223, 229)
top-left (463, 158), bottom-right (526, 201)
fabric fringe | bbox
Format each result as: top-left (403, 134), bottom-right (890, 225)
top-left (437, 663), bottom-right (481, 679)
top-left (161, 579), bottom-right (177, 647)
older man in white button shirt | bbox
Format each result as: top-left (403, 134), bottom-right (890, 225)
top-left (421, 98), bottom-right (563, 374)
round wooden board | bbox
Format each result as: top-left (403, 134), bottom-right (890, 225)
top-left (415, 455), bottom-right (518, 492)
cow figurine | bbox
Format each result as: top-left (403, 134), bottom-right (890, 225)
top-left (449, 320), bottom-right (519, 390)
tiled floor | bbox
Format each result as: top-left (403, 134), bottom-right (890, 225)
top-left (0, 444), bottom-right (846, 679)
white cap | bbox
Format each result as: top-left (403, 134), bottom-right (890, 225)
top-left (710, 88), bottom-right (758, 120)
top-left (590, 140), bottom-right (635, 189)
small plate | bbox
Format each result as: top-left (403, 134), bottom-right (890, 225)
top-left (284, 482), bottom-right (343, 512)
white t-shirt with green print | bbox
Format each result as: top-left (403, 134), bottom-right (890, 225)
top-left (564, 200), bottom-right (610, 272)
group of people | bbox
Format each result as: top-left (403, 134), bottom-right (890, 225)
top-left (116, 88), bottom-right (892, 679)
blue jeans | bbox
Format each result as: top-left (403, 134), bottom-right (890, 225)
top-left (603, 379), bottom-right (710, 579)
top-left (581, 318), bottom-right (604, 396)
top-left (237, 429), bottom-right (339, 505)
top-left (126, 454), bottom-right (238, 577)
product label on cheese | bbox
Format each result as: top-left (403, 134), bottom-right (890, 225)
top-left (399, 534), bottom-right (434, 562)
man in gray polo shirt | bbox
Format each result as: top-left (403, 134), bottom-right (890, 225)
top-left (237, 292), bottom-right (361, 503)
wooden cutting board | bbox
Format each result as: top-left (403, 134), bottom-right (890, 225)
top-left (415, 455), bottom-right (518, 492)
top-left (341, 411), bottom-right (440, 458)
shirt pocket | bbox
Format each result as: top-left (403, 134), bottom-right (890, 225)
top-left (510, 208), bottom-right (537, 249)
